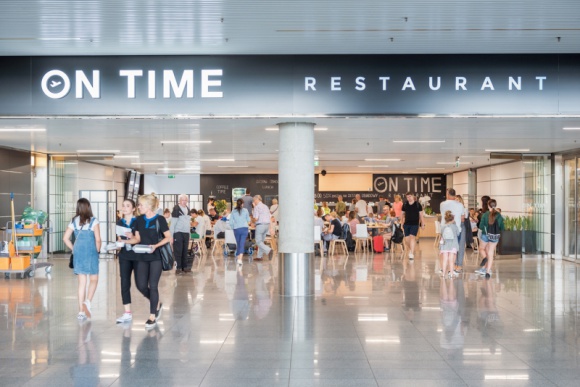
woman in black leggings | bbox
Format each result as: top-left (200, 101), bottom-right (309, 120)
top-left (116, 199), bottom-right (138, 324)
top-left (126, 194), bottom-right (172, 329)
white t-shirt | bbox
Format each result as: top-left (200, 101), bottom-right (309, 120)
top-left (355, 200), bottom-right (368, 217)
top-left (68, 216), bottom-right (99, 231)
top-left (202, 214), bottom-right (212, 231)
top-left (439, 200), bottom-right (464, 234)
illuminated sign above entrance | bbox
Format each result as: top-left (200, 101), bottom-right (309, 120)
top-left (1, 54), bottom-right (579, 116)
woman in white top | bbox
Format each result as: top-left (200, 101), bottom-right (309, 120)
top-left (198, 209), bottom-right (212, 236)
top-left (63, 198), bottom-right (101, 321)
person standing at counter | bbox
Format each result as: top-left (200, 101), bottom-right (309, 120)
top-left (401, 192), bottom-right (424, 260)
top-left (170, 194), bottom-right (192, 274)
top-left (252, 195), bottom-right (273, 261)
top-left (335, 195), bottom-right (347, 217)
top-left (355, 194), bottom-right (368, 220)
top-left (392, 195), bottom-right (403, 219)
top-left (125, 194), bottom-right (172, 329)
top-left (115, 199), bottom-right (138, 324)
top-left (242, 189), bottom-right (253, 214)
top-left (269, 198), bottom-right (279, 223)
top-left (63, 198), bottom-right (101, 321)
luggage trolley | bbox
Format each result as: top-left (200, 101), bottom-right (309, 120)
top-left (0, 222), bottom-right (53, 279)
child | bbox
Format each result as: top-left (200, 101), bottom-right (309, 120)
top-left (439, 210), bottom-right (460, 279)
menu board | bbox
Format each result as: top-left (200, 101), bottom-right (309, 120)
top-left (201, 173), bottom-right (446, 212)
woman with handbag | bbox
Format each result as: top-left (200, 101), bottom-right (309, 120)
top-left (476, 199), bottom-right (504, 278)
top-left (63, 198), bottom-right (101, 321)
top-left (125, 194), bottom-right (172, 329)
top-left (115, 199), bottom-right (138, 324)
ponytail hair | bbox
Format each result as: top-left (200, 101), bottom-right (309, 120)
top-left (488, 199), bottom-right (498, 224)
top-left (444, 210), bottom-right (454, 223)
top-left (138, 193), bottom-right (159, 212)
top-left (236, 198), bottom-right (243, 214)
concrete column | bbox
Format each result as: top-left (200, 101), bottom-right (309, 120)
top-left (278, 122), bottom-right (315, 296)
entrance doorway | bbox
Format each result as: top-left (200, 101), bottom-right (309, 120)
top-left (564, 158), bottom-right (580, 261)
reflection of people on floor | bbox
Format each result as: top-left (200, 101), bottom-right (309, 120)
top-left (118, 321), bottom-right (134, 385)
top-left (171, 275), bottom-right (196, 361)
top-left (402, 261), bottom-right (421, 321)
top-left (253, 263), bottom-right (274, 319)
top-left (70, 322), bottom-right (99, 387)
top-left (439, 278), bottom-right (464, 359)
top-left (232, 267), bottom-right (250, 320)
top-left (477, 278), bottom-right (503, 354)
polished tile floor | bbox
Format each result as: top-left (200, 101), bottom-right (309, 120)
top-left (1, 241), bottom-right (579, 386)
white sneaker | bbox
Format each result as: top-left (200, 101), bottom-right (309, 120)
top-left (116, 312), bottom-right (133, 323)
top-left (475, 268), bottom-right (486, 275)
top-left (83, 300), bottom-right (92, 319)
top-left (409, 253), bottom-right (414, 259)
top-left (77, 312), bottom-right (87, 320)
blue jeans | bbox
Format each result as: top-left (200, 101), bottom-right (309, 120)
top-left (233, 227), bottom-right (249, 256)
top-left (322, 233), bottom-right (338, 252)
top-left (455, 223), bottom-right (466, 267)
top-left (255, 224), bottom-right (271, 258)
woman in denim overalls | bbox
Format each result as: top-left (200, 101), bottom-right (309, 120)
top-left (63, 198), bottom-right (101, 320)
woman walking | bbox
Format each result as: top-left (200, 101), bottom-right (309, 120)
top-left (126, 194), bottom-right (172, 329)
top-left (392, 194), bottom-right (403, 219)
top-left (63, 198), bottom-right (101, 320)
top-left (476, 199), bottom-right (504, 278)
top-left (115, 199), bottom-right (138, 324)
top-left (229, 198), bottom-right (251, 265)
top-left (439, 211), bottom-right (460, 279)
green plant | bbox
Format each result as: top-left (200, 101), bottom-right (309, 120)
top-left (214, 199), bottom-right (227, 215)
top-left (424, 206), bottom-right (433, 215)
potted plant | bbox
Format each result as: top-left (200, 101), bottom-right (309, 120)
top-left (214, 199), bottom-right (228, 215)
top-left (498, 216), bottom-right (522, 256)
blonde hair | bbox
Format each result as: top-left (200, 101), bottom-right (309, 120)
top-left (456, 195), bottom-right (464, 205)
top-left (444, 210), bottom-right (454, 223)
top-left (330, 211), bottom-right (338, 218)
top-left (394, 194), bottom-right (402, 202)
top-left (139, 193), bottom-right (159, 212)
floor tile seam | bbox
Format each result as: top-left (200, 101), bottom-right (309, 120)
top-left (197, 316), bottom-right (239, 386)
top-left (352, 302), bottom-right (380, 387)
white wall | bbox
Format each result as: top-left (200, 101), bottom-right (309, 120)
top-left (144, 174), bottom-right (201, 194)
top-left (476, 161), bottom-right (524, 218)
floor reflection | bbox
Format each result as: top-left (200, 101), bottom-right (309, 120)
top-left (1, 246), bottom-right (580, 385)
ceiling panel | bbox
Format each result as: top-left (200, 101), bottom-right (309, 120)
top-left (1, 0), bottom-right (580, 56)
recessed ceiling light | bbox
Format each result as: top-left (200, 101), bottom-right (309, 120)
top-left (131, 162), bottom-right (164, 165)
top-left (358, 165), bottom-right (389, 168)
top-left (563, 127), bottom-right (580, 130)
top-left (0, 128), bottom-right (46, 132)
top-left (314, 127), bottom-right (328, 131)
top-left (160, 140), bottom-right (211, 144)
top-left (393, 140), bottom-right (445, 143)
top-left (485, 149), bottom-right (530, 152)
top-left (114, 155), bottom-right (140, 159)
top-left (158, 168), bottom-right (200, 171)
top-left (364, 159), bottom-right (401, 161)
top-left (200, 159), bottom-right (235, 162)
top-left (265, 127), bottom-right (279, 131)
top-left (77, 150), bottom-right (120, 153)
top-left (459, 155), bottom-right (489, 158)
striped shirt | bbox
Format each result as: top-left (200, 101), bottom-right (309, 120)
top-left (253, 202), bottom-right (270, 224)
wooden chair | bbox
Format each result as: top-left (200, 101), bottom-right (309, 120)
top-left (433, 221), bottom-right (441, 247)
top-left (314, 226), bottom-right (324, 256)
top-left (329, 239), bottom-right (349, 256)
top-left (211, 238), bottom-right (225, 255)
top-left (354, 224), bottom-right (372, 252)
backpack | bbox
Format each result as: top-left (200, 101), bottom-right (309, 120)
top-left (442, 224), bottom-right (455, 241)
top-left (341, 223), bottom-right (355, 251)
top-left (392, 223), bottom-right (404, 244)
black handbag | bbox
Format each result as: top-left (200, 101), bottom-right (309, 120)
top-left (155, 218), bottom-right (174, 271)
top-left (69, 254), bottom-right (74, 269)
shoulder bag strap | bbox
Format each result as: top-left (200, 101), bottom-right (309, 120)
top-left (155, 218), bottom-right (162, 243)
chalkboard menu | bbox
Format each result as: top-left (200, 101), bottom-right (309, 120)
top-left (201, 173), bottom-right (446, 212)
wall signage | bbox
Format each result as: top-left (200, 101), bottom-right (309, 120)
top-left (1, 54), bottom-right (578, 116)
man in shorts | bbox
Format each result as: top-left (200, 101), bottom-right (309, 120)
top-left (401, 192), bottom-right (424, 259)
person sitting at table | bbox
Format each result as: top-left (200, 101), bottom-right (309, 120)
top-left (341, 211), bottom-right (349, 224)
top-left (377, 206), bottom-right (391, 221)
top-left (364, 213), bottom-right (377, 224)
top-left (314, 209), bottom-right (325, 231)
top-left (378, 211), bottom-right (394, 251)
top-left (348, 211), bottom-right (359, 235)
top-left (322, 213), bottom-right (342, 253)
top-left (213, 214), bottom-right (231, 239)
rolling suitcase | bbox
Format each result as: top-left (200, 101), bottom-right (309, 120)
top-left (373, 235), bottom-right (384, 253)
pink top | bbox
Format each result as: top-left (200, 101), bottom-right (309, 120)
top-left (348, 219), bottom-right (359, 235)
top-left (393, 201), bottom-right (403, 218)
